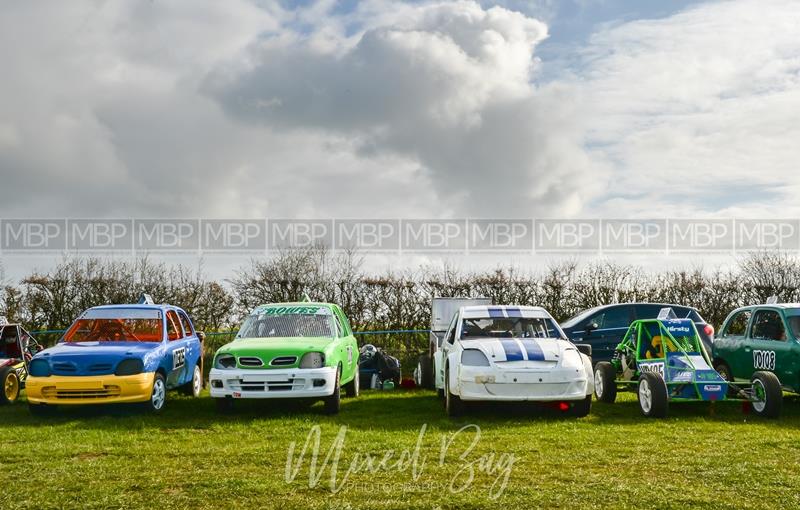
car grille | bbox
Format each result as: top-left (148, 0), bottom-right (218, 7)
top-left (51, 362), bottom-right (77, 374)
top-left (270, 356), bottom-right (297, 367)
top-left (41, 385), bottom-right (122, 399)
top-left (238, 356), bottom-right (264, 367)
top-left (88, 363), bottom-right (113, 373)
top-left (228, 378), bottom-right (305, 392)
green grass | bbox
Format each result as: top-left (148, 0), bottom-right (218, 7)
top-left (2, 390), bottom-right (800, 510)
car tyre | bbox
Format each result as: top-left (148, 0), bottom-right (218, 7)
top-left (142, 372), bottom-right (167, 413)
top-left (323, 367), bottom-right (341, 415)
top-left (344, 368), bottom-right (359, 398)
top-left (751, 371), bottom-right (782, 419)
top-left (594, 362), bottom-right (617, 403)
top-left (0, 366), bottom-right (20, 405)
top-left (638, 372), bottom-right (668, 418)
top-left (416, 354), bottom-right (434, 389)
top-left (180, 364), bottom-right (203, 397)
top-left (445, 366), bottom-right (465, 417)
top-left (570, 395), bottom-right (592, 417)
top-left (713, 360), bottom-right (737, 397)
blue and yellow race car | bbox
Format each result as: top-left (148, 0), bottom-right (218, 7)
top-left (26, 297), bottom-right (204, 414)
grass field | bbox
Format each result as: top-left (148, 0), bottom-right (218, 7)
top-left (2, 389), bottom-right (800, 510)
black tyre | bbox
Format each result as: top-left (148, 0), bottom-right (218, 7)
top-left (713, 360), bottom-right (737, 397)
top-left (28, 403), bottom-right (56, 416)
top-left (570, 395), bottom-right (592, 417)
top-left (593, 362), bottom-right (617, 403)
top-left (0, 366), bottom-right (20, 405)
top-left (323, 367), bottom-right (341, 415)
top-left (142, 372), bottom-right (167, 413)
top-left (751, 371), bottom-right (782, 419)
top-left (437, 388), bottom-right (445, 400)
top-left (638, 372), bottom-right (668, 418)
top-left (180, 364), bottom-right (203, 397)
top-left (344, 368), bottom-right (359, 398)
top-left (445, 366), bottom-right (465, 417)
top-left (416, 354), bottom-right (435, 389)
top-left (215, 397), bottom-right (234, 414)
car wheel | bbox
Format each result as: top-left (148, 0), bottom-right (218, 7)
top-left (750, 371), bottom-right (782, 419)
top-left (638, 372), bottom-right (668, 418)
top-left (713, 360), bottom-right (737, 397)
top-left (143, 372), bottom-right (167, 413)
top-left (594, 362), bottom-right (617, 403)
top-left (215, 397), bottom-right (234, 414)
top-left (437, 388), bottom-right (445, 400)
top-left (416, 354), bottom-right (434, 389)
top-left (0, 366), bottom-right (20, 405)
top-left (180, 364), bottom-right (203, 397)
top-left (323, 367), bottom-right (341, 415)
top-left (570, 395), bottom-right (592, 417)
top-left (344, 368), bottom-right (359, 398)
top-left (445, 366), bottom-right (465, 417)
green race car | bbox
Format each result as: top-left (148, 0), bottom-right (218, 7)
top-left (594, 308), bottom-right (781, 418)
top-left (713, 299), bottom-right (800, 406)
top-left (209, 302), bottom-right (359, 414)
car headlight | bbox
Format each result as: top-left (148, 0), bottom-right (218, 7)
top-left (461, 349), bottom-right (491, 367)
top-left (562, 348), bottom-right (583, 369)
top-left (29, 359), bottom-right (51, 377)
top-left (215, 354), bottom-right (236, 369)
top-left (299, 352), bottom-right (325, 369)
top-left (115, 358), bottom-right (144, 376)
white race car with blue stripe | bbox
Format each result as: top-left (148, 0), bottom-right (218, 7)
top-left (434, 305), bottom-right (594, 416)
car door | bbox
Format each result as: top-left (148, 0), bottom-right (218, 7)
top-left (744, 308), bottom-right (796, 384)
top-left (715, 308), bottom-right (752, 378)
top-left (333, 307), bottom-right (356, 384)
top-left (177, 310), bottom-right (201, 380)
top-left (436, 313), bottom-right (458, 390)
top-left (573, 305), bottom-right (634, 364)
top-left (164, 310), bottom-right (188, 388)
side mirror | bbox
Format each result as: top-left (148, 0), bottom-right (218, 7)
top-left (586, 322), bottom-right (599, 333)
top-left (197, 331), bottom-right (206, 343)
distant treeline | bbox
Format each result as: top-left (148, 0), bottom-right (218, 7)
top-left (2, 249), bottom-right (799, 355)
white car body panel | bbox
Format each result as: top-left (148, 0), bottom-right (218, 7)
top-left (435, 305), bottom-right (593, 402)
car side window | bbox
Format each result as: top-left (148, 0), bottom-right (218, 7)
top-left (334, 315), bottom-right (344, 337)
top-left (166, 311), bottom-right (182, 341)
top-left (178, 311), bottom-right (194, 337)
top-left (592, 306), bottom-right (631, 330)
top-left (721, 310), bottom-right (751, 337)
top-left (750, 310), bottom-right (786, 341)
top-left (445, 315), bottom-right (457, 344)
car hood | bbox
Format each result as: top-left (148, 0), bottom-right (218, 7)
top-left (33, 341), bottom-right (161, 376)
top-left (461, 337), bottom-right (567, 367)
top-left (215, 336), bottom-right (334, 369)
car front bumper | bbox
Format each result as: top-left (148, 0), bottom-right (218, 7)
top-left (456, 366), bottom-right (590, 402)
top-left (25, 373), bottom-right (155, 405)
top-left (209, 366), bottom-right (338, 399)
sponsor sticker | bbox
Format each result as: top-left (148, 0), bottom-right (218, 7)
top-left (258, 306), bottom-right (328, 316)
top-left (703, 384), bottom-right (722, 392)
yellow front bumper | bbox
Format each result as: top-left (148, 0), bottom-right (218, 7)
top-left (26, 372), bottom-right (155, 405)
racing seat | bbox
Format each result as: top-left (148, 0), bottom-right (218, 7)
top-left (643, 335), bottom-right (665, 359)
top-left (1, 328), bottom-right (21, 359)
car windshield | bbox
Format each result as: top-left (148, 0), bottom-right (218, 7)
top-left (461, 317), bottom-right (562, 339)
top-left (63, 309), bottom-right (163, 343)
top-left (561, 306), bottom-right (601, 328)
top-left (785, 310), bottom-right (800, 338)
top-left (237, 312), bottom-right (335, 339)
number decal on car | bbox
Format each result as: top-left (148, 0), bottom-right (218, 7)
top-left (173, 347), bottom-right (186, 370)
top-left (753, 350), bottom-right (776, 371)
top-left (639, 362), bottom-right (665, 378)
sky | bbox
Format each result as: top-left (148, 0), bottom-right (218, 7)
top-left (1, 0), bottom-right (799, 279)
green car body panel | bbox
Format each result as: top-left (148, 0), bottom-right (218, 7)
top-left (209, 302), bottom-right (359, 402)
top-left (713, 304), bottom-right (800, 393)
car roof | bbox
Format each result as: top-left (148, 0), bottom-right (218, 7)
top-left (87, 304), bottom-right (181, 312)
top-left (252, 302), bottom-right (336, 310)
top-left (735, 303), bottom-right (800, 311)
